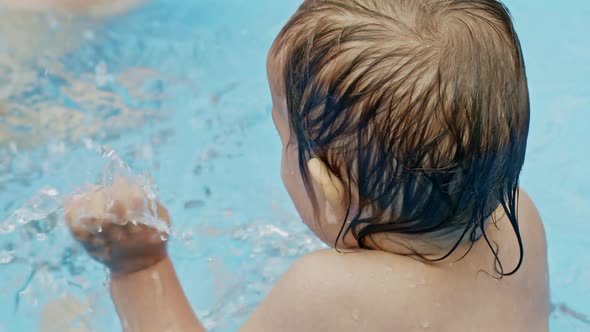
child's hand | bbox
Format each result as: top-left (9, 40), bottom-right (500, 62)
top-left (64, 176), bottom-right (170, 275)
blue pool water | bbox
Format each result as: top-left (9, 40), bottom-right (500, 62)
top-left (0, 1), bottom-right (588, 331)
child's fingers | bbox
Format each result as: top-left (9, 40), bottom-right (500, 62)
top-left (68, 215), bottom-right (105, 242)
top-left (155, 201), bottom-right (171, 226)
top-left (64, 189), bottom-right (107, 224)
top-left (108, 224), bottom-right (127, 242)
top-left (81, 241), bottom-right (112, 264)
top-left (110, 175), bottom-right (146, 201)
top-left (107, 199), bottom-right (131, 221)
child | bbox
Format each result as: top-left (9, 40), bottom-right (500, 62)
top-left (64, 0), bottom-right (550, 331)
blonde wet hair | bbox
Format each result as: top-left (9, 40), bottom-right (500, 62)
top-left (272, 0), bottom-right (529, 275)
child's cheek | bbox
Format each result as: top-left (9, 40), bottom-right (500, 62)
top-left (281, 145), bottom-right (310, 215)
top-left (280, 145), bottom-right (299, 194)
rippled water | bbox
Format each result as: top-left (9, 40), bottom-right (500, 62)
top-left (0, 1), bottom-right (588, 331)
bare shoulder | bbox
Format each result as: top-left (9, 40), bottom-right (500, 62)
top-left (516, 188), bottom-right (547, 257)
top-left (240, 249), bottom-right (420, 332)
top-left (517, 189), bottom-right (542, 224)
top-left (493, 188), bottom-right (547, 267)
top-left (490, 188), bottom-right (550, 330)
top-left (240, 249), bottom-right (363, 332)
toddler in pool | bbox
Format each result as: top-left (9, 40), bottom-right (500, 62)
top-left (64, 0), bottom-right (550, 331)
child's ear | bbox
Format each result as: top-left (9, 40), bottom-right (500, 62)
top-left (307, 158), bottom-right (347, 224)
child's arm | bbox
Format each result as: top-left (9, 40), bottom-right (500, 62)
top-left (111, 250), bottom-right (343, 332)
top-left (109, 257), bottom-right (205, 332)
top-left (64, 178), bottom-right (209, 332)
top-left (64, 178), bottom-right (342, 332)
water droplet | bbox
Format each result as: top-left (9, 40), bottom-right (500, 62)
top-left (420, 321), bottom-right (430, 329)
top-left (101, 145), bottom-right (114, 158)
top-left (46, 14), bottom-right (59, 31)
top-left (42, 188), bottom-right (59, 197)
top-left (152, 272), bottom-right (163, 295)
top-left (83, 138), bottom-right (95, 150)
top-left (97, 225), bottom-right (103, 233)
top-left (83, 30), bottom-right (95, 40)
top-left (0, 223), bottom-right (16, 234)
top-left (9, 141), bottom-right (18, 154)
top-left (351, 309), bottom-right (360, 321)
top-left (95, 61), bottom-right (110, 87)
top-left (0, 250), bottom-right (14, 264)
top-left (180, 231), bottom-right (193, 242)
top-left (160, 234), bottom-right (169, 241)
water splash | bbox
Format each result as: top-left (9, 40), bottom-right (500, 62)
top-left (96, 145), bottom-right (170, 235)
top-left (0, 186), bottom-right (61, 240)
top-left (95, 61), bottom-right (112, 87)
top-left (1, 146), bottom-right (168, 320)
top-left (0, 249), bottom-right (15, 264)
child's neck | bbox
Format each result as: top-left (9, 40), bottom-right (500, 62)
top-left (362, 217), bottom-right (504, 266)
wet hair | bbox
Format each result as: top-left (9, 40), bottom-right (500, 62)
top-left (272, 0), bottom-right (529, 276)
